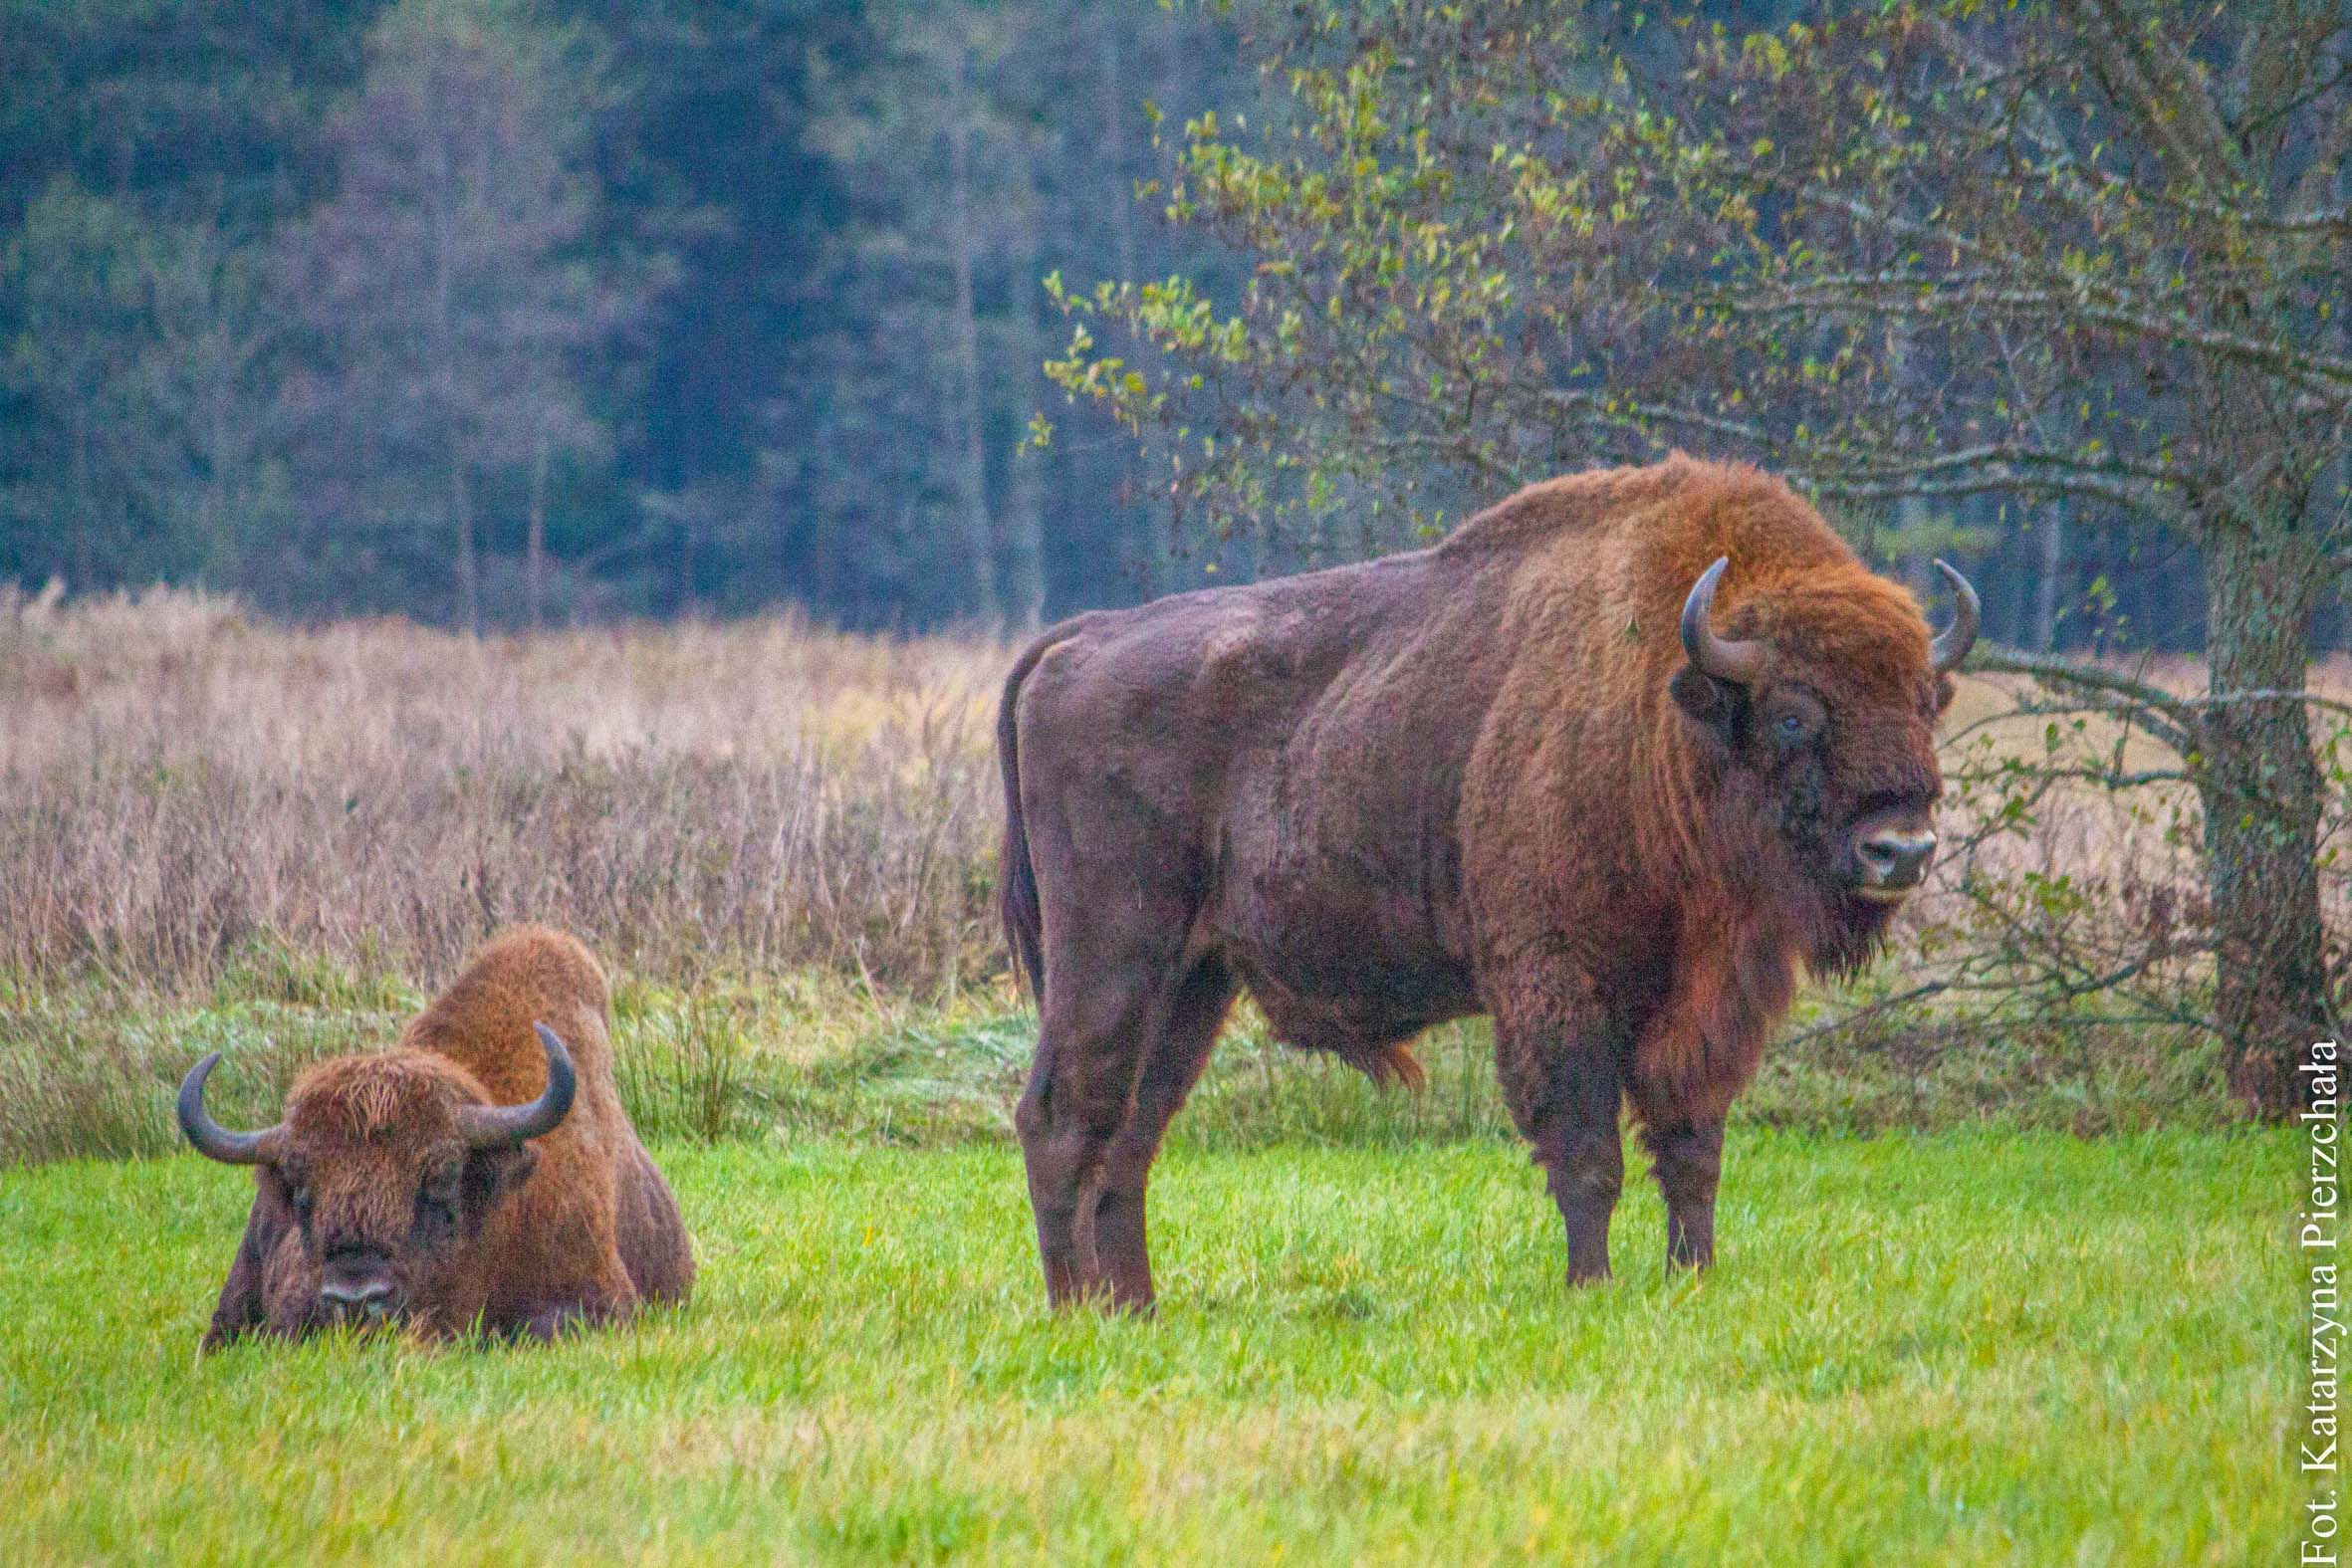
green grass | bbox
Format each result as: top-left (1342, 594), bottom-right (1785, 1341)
top-left (0, 1129), bottom-right (2294, 1564)
top-left (0, 942), bottom-right (2240, 1168)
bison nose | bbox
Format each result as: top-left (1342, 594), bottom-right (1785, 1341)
top-left (1856, 829), bottom-right (1936, 891)
top-left (320, 1252), bottom-right (397, 1316)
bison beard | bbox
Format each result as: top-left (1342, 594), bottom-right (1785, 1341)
top-left (998, 456), bottom-right (1972, 1306)
top-left (179, 926), bottom-right (694, 1346)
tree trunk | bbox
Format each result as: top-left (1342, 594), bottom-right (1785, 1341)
top-left (204, 375), bottom-right (237, 582)
top-left (1000, 190), bottom-right (1050, 635)
top-left (526, 431), bottom-right (548, 634)
top-left (1002, 380), bottom-right (1049, 633)
top-left (945, 48), bottom-right (1002, 630)
top-left (2200, 513), bottom-right (2333, 1116)
top-left (450, 457), bottom-right (478, 636)
top-left (1099, 13), bottom-right (1170, 599)
top-left (68, 409), bottom-right (94, 591)
top-left (2033, 505), bottom-right (2064, 652)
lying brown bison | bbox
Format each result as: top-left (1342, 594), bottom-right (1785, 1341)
top-left (179, 926), bottom-right (693, 1345)
top-left (998, 456), bottom-right (1977, 1306)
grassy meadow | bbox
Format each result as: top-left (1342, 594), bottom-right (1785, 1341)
top-left (0, 586), bottom-right (2322, 1562)
top-left (1, 1132), bottom-right (2295, 1564)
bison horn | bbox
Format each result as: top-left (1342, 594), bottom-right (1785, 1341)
top-left (458, 1022), bottom-right (579, 1150)
top-left (1679, 556), bottom-right (1765, 686)
top-left (1929, 559), bottom-right (1981, 675)
top-left (177, 1052), bottom-right (282, 1166)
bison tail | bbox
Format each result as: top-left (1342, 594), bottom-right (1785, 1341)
top-left (998, 624), bottom-right (1078, 1004)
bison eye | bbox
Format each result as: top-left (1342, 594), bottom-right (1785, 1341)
top-left (414, 1185), bottom-right (458, 1233)
top-left (1775, 713), bottom-right (1809, 743)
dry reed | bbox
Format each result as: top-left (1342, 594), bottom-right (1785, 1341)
top-left (0, 582), bottom-right (1008, 999)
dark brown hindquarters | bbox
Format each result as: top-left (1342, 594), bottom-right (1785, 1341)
top-left (615, 1144), bottom-right (695, 1304)
top-left (1001, 619), bottom-right (1249, 1314)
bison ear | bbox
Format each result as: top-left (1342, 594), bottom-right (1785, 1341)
top-left (1670, 664), bottom-right (1744, 749)
top-left (1934, 673), bottom-right (1958, 716)
top-left (461, 1143), bottom-right (538, 1221)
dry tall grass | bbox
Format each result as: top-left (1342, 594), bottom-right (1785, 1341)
top-left (9, 582), bottom-right (2344, 1015)
top-left (1, 583), bottom-right (1008, 998)
top-left (8, 583), bottom-right (2334, 1158)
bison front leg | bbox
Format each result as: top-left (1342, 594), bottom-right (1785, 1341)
top-left (1642, 1119), bottom-right (1724, 1271)
top-left (1539, 1084), bottom-right (1624, 1287)
top-left (202, 1173), bottom-right (300, 1350)
top-left (514, 1303), bottom-right (607, 1341)
top-left (1495, 990), bottom-right (1626, 1287)
top-left (503, 1280), bottom-right (638, 1342)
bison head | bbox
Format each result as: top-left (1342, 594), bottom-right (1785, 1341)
top-left (177, 1024), bottom-right (576, 1331)
top-left (1670, 554), bottom-right (1977, 958)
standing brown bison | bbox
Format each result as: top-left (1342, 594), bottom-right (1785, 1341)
top-left (998, 456), bottom-right (1977, 1307)
top-left (179, 926), bottom-right (693, 1345)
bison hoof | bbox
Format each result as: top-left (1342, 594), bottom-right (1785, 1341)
top-left (1049, 1280), bottom-right (1156, 1316)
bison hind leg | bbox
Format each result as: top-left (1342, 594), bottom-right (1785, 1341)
top-left (504, 1282), bottom-right (637, 1343)
top-left (1019, 965), bottom-right (1190, 1311)
top-left (1090, 958), bottom-right (1239, 1312)
top-left (615, 1144), bottom-right (695, 1306)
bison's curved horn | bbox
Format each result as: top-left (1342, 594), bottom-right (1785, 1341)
top-left (1929, 558), bottom-right (1981, 675)
top-left (1679, 556), bottom-right (1765, 686)
top-left (177, 1052), bottom-right (281, 1165)
top-left (458, 1022), bottom-right (578, 1150)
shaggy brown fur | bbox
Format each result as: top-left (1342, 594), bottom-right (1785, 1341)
top-left (999, 456), bottom-right (1962, 1306)
top-left (193, 926), bottom-right (693, 1346)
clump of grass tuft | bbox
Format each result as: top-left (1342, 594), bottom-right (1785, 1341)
top-left (0, 953), bottom-right (403, 1163)
top-left (1745, 981), bottom-right (2238, 1136)
top-left (0, 944), bottom-right (2249, 1168)
top-left (1176, 1017), bottom-right (1511, 1152)
top-left (0, 1002), bottom-right (176, 1164)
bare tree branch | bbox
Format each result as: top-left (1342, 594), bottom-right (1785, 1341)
top-left (1969, 646), bottom-right (2198, 754)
